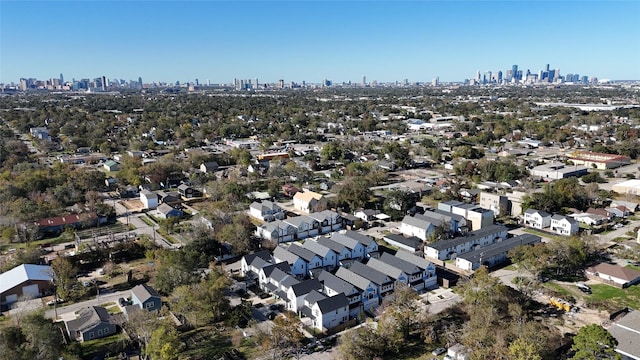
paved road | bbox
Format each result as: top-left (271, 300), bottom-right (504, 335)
top-left (44, 289), bottom-right (131, 320)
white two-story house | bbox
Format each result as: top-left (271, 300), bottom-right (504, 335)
top-left (400, 215), bottom-right (434, 241)
top-left (335, 267), bottom-right (379, 312)
top-left (550, 214), bottom-right (579, 236)
top-left (524, 209), bottom-right (552, 229)
top-left (317, 270), bottom-right (363, 318)
top-left (424, 225), bottom-right (508, 261)
top-left (394, 250), bottom-right (438, 290)
top-left (301, 239), bottom-right (338, 270)
top-left (249, 200), bottom-right (285, 222)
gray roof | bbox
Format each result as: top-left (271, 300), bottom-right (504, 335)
top-left (394, 250), bottom-right (434, 270)
top-left (424, 209), bottom-right (465, 223)
top-left (0, 264), bottom-right (53, 294)
top-left (316, 237), bottom-right (349, 254)
top-left (273, 246), bottom-right (301, 265)
top-left (288, 243), bottom-right (321, 263)
top-left (284, 215), bottom-right (317, 229)
top-left (380, 252), bottom-right (422, 275)
top-left (440, 200), bottom-right (464, 207)
top-left (250, 200), bottom-right (281, 212)
top-left (269, 267), bottom-right (292, 283)
top-left (524, 208), bottom-right (551, 218)
top-left (609, 310), bottom-right (640, 359)
top-left (316, 293), bottom-right (349, 313)
top-left (302, 239), bottom-right (335, 258)
top-left (457, 234), bottom-right (541, 264)
top-left (131, 284), bottom-right (160, 303)
top-left (366, 258), bottom-right (404, 280)
top-left (317, 270), bottom-right (356, 295)
top-left (330, 233), bottom-right (360, 251)
top-left (383, 233), bottom-right (422, 250)
top-left (291, 279), bottom-right (323, 297)
top-left (305, 289), bottom-right (327, 305)
top-left (349, 261), bottom-right (393, 286)
top-left (343, 230), bottom-right (375, 247)
top-left (261, 262), bottom-right (291, 278)
top-left (427, 224), bottom-right (509, 251)
top-left (402, 215), bottom-right (433, 229)
top-left (243, 250), bottom-right (272, 266)
top-left (140, 189), bottom-right (156, 198)
top-left (335, 267), bottom-right (375, 292)
top-left (65, 306), bottom-right (112, 335)
top-left (157, 203), bottom-right (179, 215)
top-left (308, 210), bottom-right (339, 223)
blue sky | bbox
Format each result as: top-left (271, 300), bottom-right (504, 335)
top-left (1, 1), bottom-right (639, 84)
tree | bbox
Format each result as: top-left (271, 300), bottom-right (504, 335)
top-left (146, 325), bottom-right (184, 360)
top-left (509, 338), bottom-right (542, 360)
top-left (51, 256), bottom-right (77, 301)
top-left (383, 190), bottom-right (415, 220)
top-left (217, 214), bottom-right (253, 255)
top-left (123, 308), bottom-right (169, 360)
top-left (253, 312), bottom-right (306, 360)
top-left (377, 283), bottom-right (422, 341)
top-left (338, 323), bottom-right (385, 360)
top-left (570, 324), bottom-right (620, 360)
top-left (0, 312), bottom-right (64, 360)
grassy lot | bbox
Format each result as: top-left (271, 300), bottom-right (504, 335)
top-left (627, 264), bottom-right (640, 272)
top-left (140, 215), bottom-right (156, 226)
top-left (80, 333), bottom-right (128, 359)
top-left (522, 228), bottom-right (564, 242)
top-left (180, 325), bottom-right (259, 359)
top-left (0, 234), bottom-right (67, 251)
top-left (586, 284), bottom-right (640, 310)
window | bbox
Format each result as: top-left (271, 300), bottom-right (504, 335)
top-left (89, 332), bottom-right (94, 339)
top-left (98, 329), bottom-right (103, 336)
top-left (104, 327), bottom-right (110, 334)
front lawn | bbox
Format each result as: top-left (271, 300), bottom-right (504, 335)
top-left (80, 333), bottom-right (128, 359)
top-left (586, 283), bottom-right (640, 310)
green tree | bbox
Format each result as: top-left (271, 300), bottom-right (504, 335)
top-left (0, 312), bottom-right (64, 360)
top-left (51, 256), bottom-right (77, 301)
top-left (146, 325), bottom-right (184, 360)
top-left (509, 338), bottom-right (542, 360)
top-left (337, 323), bottom-right (385, 360)
top-left (570, 324), bottom-right (620, 360)
top-left (383, 190), bottom-right (415, 220)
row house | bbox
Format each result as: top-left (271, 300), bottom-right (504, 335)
top-left (316, 237), bottom-right (353, 262)
top-left (309, 293), bottom-right (350, 332)
top-left (327, 231), bottom-right (379, 260)
top-left (249, 200), bottom-right (285, 222)
top-left (523, 209), bottom-right (551, 229)
top-left (349, 262), bottom-right (395, 299)
top-left (257, 262), bottom-right (293, 293)
top-left (255, 221), bottom-right (296, 243)
top-left (302, 239), bottom-right (338, 270)
top-left (308, 210), bottom-right (342, 233)
top-left (317, 270), bottom-right (363, 318)
top-left (286, 279), bottom-right (323, 312)
top-left (421, 209), bottom-right (467, 235)
top-left (424, 225), bottom-right (509, 261)
top-left (273, 245), bottom-right (310, 278)
top-left (400, 215), bottom-right (434, 241)
top-left (335, 266), bottom-right (380, 312)
top-left (455, 234), bottom-right (541, 271)
top-left (550, 214), bottom-right (579, 236)
top-left (284, 216), bottom-right (319, 239)
top-left (367, 258), bottom-right (411, 288)
top-left (394, 250), bottom-right (438, 289)
top-left (240, 250), bottom-right (273, 279)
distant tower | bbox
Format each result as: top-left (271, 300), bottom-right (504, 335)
top-left (138, 77), bottom-right (143, 88)
top-left (195, 79), bottom-right (199, 86)
top-left (362, 76), bottom-right (367, 86)
top-left (60, 73), bottom-right (64, 84)
top-left (254, 78), bottom-right (259, 89)
top-left (101, 76), bottom-right (107, 91)
top-left (278, 79), bottom-right (285, 88)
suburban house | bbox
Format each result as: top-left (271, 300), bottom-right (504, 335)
top-left (447, 343), bottom-right (471, 360)
top-left (587, 208), bottom-right (615, 222)
top-left (421, 210), bottom-right (467, 235)
top-left (606, 206), bottom-right (630, 219)
top-left (261, 266), bottom-right (298, 299)
top-left (130, 284), bottom-right (162, 311)
top-left (308, 293), bottom-right (350, 332)
top-left (30, 212), bottom-right (100, 236)
top-left (199, 161), bottom-right (219, 173)
top-left (382, 233), bottom-right (423, 253)
top-left (249, 200), bottom-right (285, 222)
top-left (400, 214), bottom-right (434, 241)
top-left (293, 190), bottom-right (325, 213)
top-left (550, 214), bottom-right (579, 236)
top-left (585, 263), bottom-right (640, 288)
top-left (140, 189), bottom-right (158, 210)
top-left (438, 201), bottom-right (494, 231)
top-left (0, 264), bottom-right (53, 310)
top-left (156, 190), bottom-right (181, 206)
top-left (569, 212), bottom-right (606, 226)
top-left (610, 200), bottom-right (638, 213)
top-left (366, 257), bottom-right (410, 287)
top-left (317, 270), bottom-right (363, 318)
top-left (287, 243), bottom-right (324, 273)
top-left (424, 225), bottom-right (509, 261)
top-left (353, 209), bottom-right (381, 223)
top-left (257, 262), bottom-right (293, 293)
top-left (455, 234), bottom-right (541, 272)
top-left (524, 209), bottom-right (552, 229)
top-left (156, 203), bottom-right (183, 219)
top-left (65, 306), bottom-right (116, 342)
top-left (178, 184), bottom-right (201, 199)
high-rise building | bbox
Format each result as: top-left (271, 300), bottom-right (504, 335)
top-left (512, 65), bottom-right (519, 82)
top-left (195, 79), bottom-right (199, 86)
top-left (138, 77), bottom-right (143, 88)
top-left (102, 76), bottom-right (107, 91)
top-left (60, 73), bottom-right (64, 84)
top-left (362, 76), bottom-right (366, 86)
top-left (278, 79), bottom-right (285, 88)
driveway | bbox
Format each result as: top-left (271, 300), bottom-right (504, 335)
top-left (43, 289), bottom-right (132, 320)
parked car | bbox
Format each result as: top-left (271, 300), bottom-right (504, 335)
top-left (576, 283), bottom-right (592, 294)
top-left (432, 347), bottom-right (446, 356)
top-left (46, 298), bottom-right (64, 306)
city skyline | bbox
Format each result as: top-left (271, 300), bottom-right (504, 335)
top-left (1, 1), bottom-right (639, 84)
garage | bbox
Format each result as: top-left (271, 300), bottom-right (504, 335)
top-left (22, 284), bottom-right (40, 299)
top-left (5, 294), bottom-right (18, 304)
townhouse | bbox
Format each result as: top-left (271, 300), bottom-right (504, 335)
top-left (335, 266), bottom-right (380, 311)
top-left (255, 220), bottom-right (296, 243)
top-left (249, 200), bottom-right (285, 222)
top-left (301, 239), bottom-right (338, 270)
top-left (317, 270), bottom-right (363, 318)
top-left (400, 214), bottom-right (434, 241)
top-left (286, 279), bottom-right (323, 312)
top-left (424, 224), bottom-right (509, 261)
top-left (393, 250), bottom-right (438, 290)
top-left (455, 234), bottom-right (541, 271)
top-left (308, 210), bottom-right (342, 233)
top-left (348, 261), bottom-right (395, 299)
top-left (316, 237), bottom-right (353, 263)
top-left (273, 245), bottom-right (309, 278)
